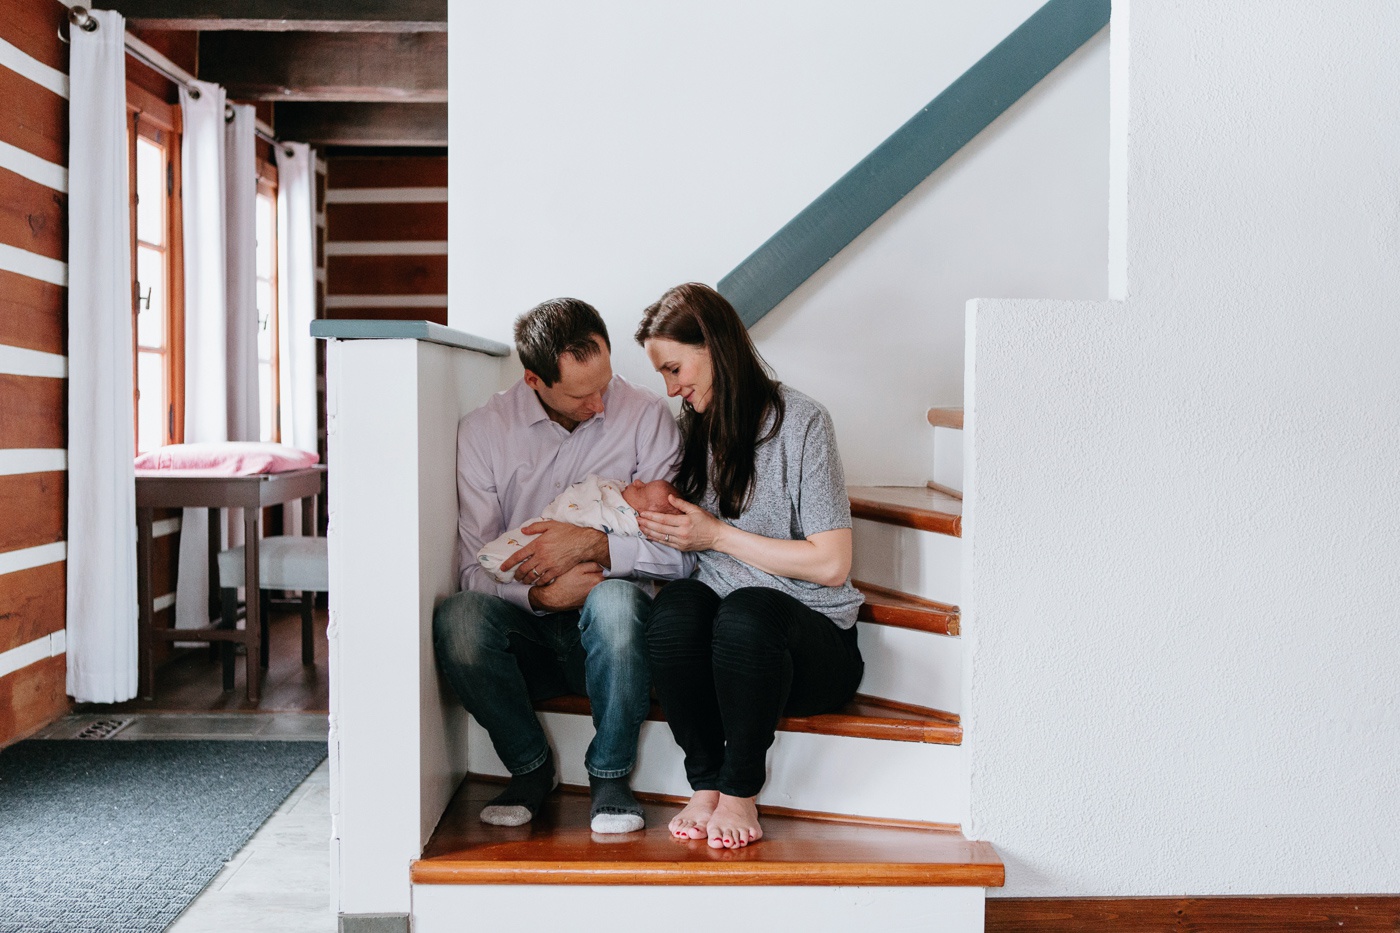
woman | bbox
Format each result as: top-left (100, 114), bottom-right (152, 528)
top-left (633, 282), bottom-right (864, 849)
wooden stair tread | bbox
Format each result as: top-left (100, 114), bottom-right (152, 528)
top-left (535, 692), bottom-right (961, 746)
top-left (413, 778), bottom-right (1004, 887)
top-left (926, 407), bottom-right (964, 429)
top-left (854, 579), bottom-right (960, 636)
top-left (849, 486), bottom-right (962, 536)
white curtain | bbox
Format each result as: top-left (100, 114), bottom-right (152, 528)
top-left (66, 9), bottom-right (137, 702)
top-left (174, 80), bottom-right (230, 631)
top-left (225, 103), bottom-right (259, 445)
top-left (276, 142), bottom-right (317, 454)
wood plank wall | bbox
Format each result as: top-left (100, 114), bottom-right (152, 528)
top-left (324, 156), bottom-right (448, 327)
top-left (0, 0), bottom-right (73, 745)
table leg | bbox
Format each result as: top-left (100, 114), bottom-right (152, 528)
top-left (206, 507), bottom-right (221, 621)
top-left (244, 508), bottom-right (261, 704)
top-left (136, 507), bottom-right (155, 700)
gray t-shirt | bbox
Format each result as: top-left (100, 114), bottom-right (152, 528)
top-left (696, 385), bottom-right (864, 628)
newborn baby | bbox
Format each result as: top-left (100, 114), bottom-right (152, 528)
top-left (477, 474), bottom-right (684, 583)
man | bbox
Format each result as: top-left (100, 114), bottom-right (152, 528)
top-left (433, 298), bottom-right (693, 833)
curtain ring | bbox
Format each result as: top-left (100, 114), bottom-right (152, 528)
top-left (188, 86), bottom-right (202, 100)
top-left (58, 6), bottom-right (98, 43)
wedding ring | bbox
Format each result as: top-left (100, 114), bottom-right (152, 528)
top-left (665, 534), bottom-right (671, 542)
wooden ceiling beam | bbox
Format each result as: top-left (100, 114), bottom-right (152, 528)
top-left (104, 0), bottom-right (446, 32)
top-left (201, 32), bottom-right (446, 102)
top-left (273, 103), bottom-right (447, 147)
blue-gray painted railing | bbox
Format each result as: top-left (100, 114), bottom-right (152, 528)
top-left (718, 0), bottom-right (1110, 327)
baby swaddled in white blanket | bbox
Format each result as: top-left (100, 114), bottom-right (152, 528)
top-left (477, 474), bottom-right (683, 583)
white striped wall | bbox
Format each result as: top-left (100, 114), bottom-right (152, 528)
top-left (0, 541), bottom-right (65, 577)
top-left (1, 25), bottom-right (69, 698)
top-left (0, 139), bottom-right (67, 192)
top-left (326, 241), bottom-right (448, 256)
top-left (325, 187), bottom-right (447, 204)
top-left (0, 36), bottom-right (67, 98)
top-left (325, 295), bottom-right (448, 309)
top-left (0, 629), bottom-right (66, 680)
top-left (0, 448), bottom-right (65, 475)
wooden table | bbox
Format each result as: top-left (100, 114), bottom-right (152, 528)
top-left (135, 467), bottom-right (325, 703)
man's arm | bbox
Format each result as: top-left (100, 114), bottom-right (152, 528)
top-left (455, 414), bottom-right (539, 613)
top-left (606, 394), bottom-right (697, 582)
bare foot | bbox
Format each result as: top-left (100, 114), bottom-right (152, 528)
top-left (706, 794), bottom-right (763, 849)
top-left (669, 790), bottom-right (719, 840)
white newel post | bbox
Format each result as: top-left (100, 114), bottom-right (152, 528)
top-left (323, 328), bottom-right (508, 922)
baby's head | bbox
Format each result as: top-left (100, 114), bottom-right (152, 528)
top-left (622, 478), bottom-right (683, 514)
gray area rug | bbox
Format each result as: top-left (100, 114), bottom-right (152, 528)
top-left (0, 739), bottom-right (327, 933)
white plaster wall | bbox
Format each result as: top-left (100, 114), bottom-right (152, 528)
top-left (966, 1), bottom-right (1400, 895)
top-left (449, 0), bottom-right (1107, 484)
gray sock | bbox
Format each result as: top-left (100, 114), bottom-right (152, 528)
top-left (589, 774), bottom-right (645, 834)
top-left (480, 753), bottom-right (556, 827)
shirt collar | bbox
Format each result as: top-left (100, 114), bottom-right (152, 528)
top-left (511, 376), bottom-right (615, 430)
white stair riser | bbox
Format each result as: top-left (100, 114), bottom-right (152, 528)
top-left (413, 884), bottom-right (986, 932)
top-left (467, 713), bottom-right (968, 825)
top-left (933, 425), bottom-right (964, 495)
top-left (856, 621), bottom-right (961, 714)
top-left (852, 518), bottom-right (962, 606)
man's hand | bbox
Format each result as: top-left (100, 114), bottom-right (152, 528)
top-left (502, 522), bottom-right (609, 584)
top-left (526, 562), bottom-right (605, 612)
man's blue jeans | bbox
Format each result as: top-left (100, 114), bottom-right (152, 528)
top-left (432, 579), bottom-right (652, 779)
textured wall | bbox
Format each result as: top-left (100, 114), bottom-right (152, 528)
top-left (448, 0), bottom-right (1108, 484)
top-left (0, 0), bottom-right (71, 744)
top-left (966, 0), bottom-right (1400, 895)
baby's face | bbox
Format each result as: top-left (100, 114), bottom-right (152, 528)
top-left (623, 479), bottom-right (683, 514)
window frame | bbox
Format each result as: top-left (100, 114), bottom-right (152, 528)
top-left (126, 81), bottom-right (185, 452)
top-left (255, 156), bottom-right (281, 443)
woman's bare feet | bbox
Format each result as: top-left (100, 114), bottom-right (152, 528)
top-left (707, 794), bottom-right (763, 849)
top-left (669, 790), bottom-right (720, 840)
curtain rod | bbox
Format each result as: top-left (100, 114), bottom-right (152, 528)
top-left (62, 6), bottom-right (290, 154)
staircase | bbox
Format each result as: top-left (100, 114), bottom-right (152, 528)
top-left (407, 408), bottom-right (995, 931)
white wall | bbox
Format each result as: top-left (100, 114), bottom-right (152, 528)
top-left (449, 0), bottom-right (1107, 484)
top-left (966, 0), bottom-right (1400, 896)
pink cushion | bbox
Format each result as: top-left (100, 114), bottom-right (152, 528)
top-left (134, 442), bottom-right (320, 476)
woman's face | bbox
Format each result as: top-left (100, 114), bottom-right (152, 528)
top-left (645, 338), bottom-right (713, 413)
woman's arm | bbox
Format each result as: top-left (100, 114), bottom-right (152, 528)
top-left (637, 497), bottom-right (852, 588)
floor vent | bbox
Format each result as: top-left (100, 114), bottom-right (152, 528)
top-left (74, 718), bottom-right (131, 740)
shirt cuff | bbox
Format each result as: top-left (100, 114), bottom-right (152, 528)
top-left (605, 535), bottom-right (639, 579)
top-left (499, 580), bottom-right (543, 615)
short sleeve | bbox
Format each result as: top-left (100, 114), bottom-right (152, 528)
top-left (793, 402), bottom-right (851, 537)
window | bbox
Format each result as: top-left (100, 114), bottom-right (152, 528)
top-left (128, 84), bottom-right (183, 454)
top-left (256, 171), bottom-right (280, 442)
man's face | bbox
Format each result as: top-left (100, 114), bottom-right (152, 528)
top-left (524, 337), bottom-right (613, 431)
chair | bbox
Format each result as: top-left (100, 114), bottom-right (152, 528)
top-left (217, 536), bottom-right (328, 690)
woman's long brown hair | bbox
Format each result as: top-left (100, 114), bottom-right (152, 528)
top-left (635, 283), bottom-right (784, 520)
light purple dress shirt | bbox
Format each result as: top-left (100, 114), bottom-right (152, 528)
top-left (455, 374), bottom-right (696, 611)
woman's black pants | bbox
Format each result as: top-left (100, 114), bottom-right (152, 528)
top-left (645, 579), bottom-right (864, 798)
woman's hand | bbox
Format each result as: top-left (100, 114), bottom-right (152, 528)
top-left (639, 496), bottom-right (728, 552)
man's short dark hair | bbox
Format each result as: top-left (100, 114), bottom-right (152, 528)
top-left (514, 298), bottom-right (611, 386)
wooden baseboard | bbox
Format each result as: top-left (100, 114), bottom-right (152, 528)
top-left (986, 896), bottom-right (1400, 932)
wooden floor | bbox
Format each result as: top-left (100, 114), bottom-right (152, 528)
top-left (75, 604), bottom-right (330, 714)
top-left (413, 777), bottom-right (1004, 887)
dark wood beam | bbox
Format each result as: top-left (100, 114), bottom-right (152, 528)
top-left (201, 32), bottom-right (445, 102)
top-left (274, 103), bottom-right (447, 147)
top-left (105, 0), bottom-right (446, 32)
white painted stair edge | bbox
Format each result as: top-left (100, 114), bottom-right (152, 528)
top-left (467, 713), bottom-right (969, 825)
top-left (853, 518), bottom-right (962, 607)
top-left (412, 885), bottom-right (987, 932)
